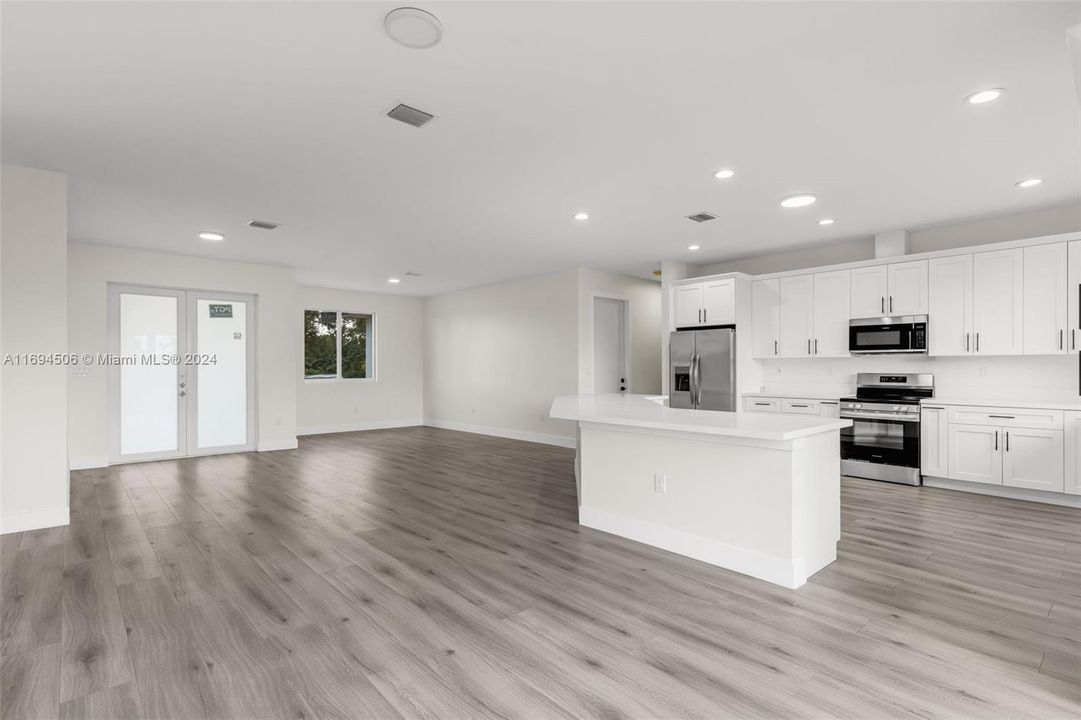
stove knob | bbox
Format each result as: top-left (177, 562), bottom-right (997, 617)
top-left (893, 405), bottom-right (900, 411)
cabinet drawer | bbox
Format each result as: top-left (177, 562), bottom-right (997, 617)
top-left (782, 398), bottom-right (820, 415)
top-left (744, 397), bottom-right (781, 413)
top-left (946, 406), bottom-right (1063, 430)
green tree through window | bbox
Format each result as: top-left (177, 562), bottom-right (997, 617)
top-left (304, 310), bottom-right (373, 379)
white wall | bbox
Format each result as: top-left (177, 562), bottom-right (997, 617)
top-left (67, 242), bottom-right (299, 467)
top-left (423, 269), bottom-right (579, 446)
top-left (696, 202), bottom-right (1081, 276)
top-left (1, 165), bottom-right (69, 533)
top-left (577, 268), bottom-right (661, 396)
top-left (297, 285), bottom-right (424, 434)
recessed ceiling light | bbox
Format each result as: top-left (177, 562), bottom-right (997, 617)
top-left (687, 244), bottom-right (701, 251)
top-left (387, 277), bottom-right (401, 284)
top-left (965, 88), bottom-right (1005, 105)
top-left (1015, 178), bottom-right (1043, 188)
top-left (714, 169), bottom-right (735, 180)
top-left (198, 231), bottom-right (225, 242)
top-left (818, 218), bottom-right (835, 226)
top-left (780, 194), bottom-right (817, 208)
top-left (574, 212), bottom-right (589, 221)
top-left (384, 7), bottom-right (443, 49)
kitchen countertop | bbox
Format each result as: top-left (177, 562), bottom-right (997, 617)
top-left (743, 391), bottom-right (849, 402)
top-left (921, 397), bottom-right (1081, 412)
top-left (550, 394), bottom-right (851, 441)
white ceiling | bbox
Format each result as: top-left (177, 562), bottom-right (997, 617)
top-left (3, 1), bottom-right (1079, 295)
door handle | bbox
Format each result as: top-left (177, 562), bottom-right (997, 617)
top-left (1005, 430), bottom-right (1009, 452)
top-left (697, 309), bottom-right (701, 323)
top-left (807, 339), bottom-right (811, 355)
top-left (994, 430), bottom-right (998, 451)
top-left (988, 415), bottom-right (1015, 419)
top-left (814, 338), bottom-right (818, 355)
top-left (1060, 329), bottom-right (1064, 351)
top-left (774, 339), bottom-right (778, 355)
top-left (881, 296), bottom-right (885, 314)
top-left (704, 309), bottom-right (707, 324)
top-left (975, 333), bottom-right (980, 352)
top-left (178, 390), bottom-right (187, 398)
top-left (965, 333), bottom-right (970, 352)
top-left (889, 296), bottom-right (893, 313)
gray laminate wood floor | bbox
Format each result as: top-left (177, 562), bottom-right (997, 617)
top-left (2, 427), bottom-right (1079, 719)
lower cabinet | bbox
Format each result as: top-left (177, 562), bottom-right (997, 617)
top-left (948, 424), bottom-right (1002, 485)
top-left (744, 396), bottom-right (839, 417)
top-left (920, 405), bottom-right (948, 478)
top-left (1065, 411), bottom-right (1080, 495)
top-left (1002, 428), bottom-right (1064, 492)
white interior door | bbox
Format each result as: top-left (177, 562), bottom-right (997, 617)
top-left (593, 296), bottom-right (627, 393)
top-left (111, 284), bottom-right (255, 463)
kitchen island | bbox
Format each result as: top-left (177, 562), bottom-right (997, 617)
top-left (549, 394), bottom-right (851, 589)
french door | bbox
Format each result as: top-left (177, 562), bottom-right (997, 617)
top-left (109, 284), bottom-right (256, 463)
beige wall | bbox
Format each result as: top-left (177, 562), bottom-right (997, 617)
top-left (67, 242), bottom-right (299, 466)
top-left (1, 165), bottom-right (69, 532)
top-left (297, 285), bottom-right (424, 434)
top-left (423, 269), bottom-right (580, 445)
top-left (697, 202), bottom-right (1081, 276)
top-left (577, 268), bottom-right (662, 396)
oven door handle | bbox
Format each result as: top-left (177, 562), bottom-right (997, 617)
top-left (840, 411), bottom-right (919, 423)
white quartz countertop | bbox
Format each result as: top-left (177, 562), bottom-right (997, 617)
top-left (922, 397), bottom-right (1081, 412)
top-left (743, 391), bottom-right (849, 402)
top-left (550, 394), bottom-right (851, 441)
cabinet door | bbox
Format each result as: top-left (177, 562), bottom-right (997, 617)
top-left (1069, 241), bottom-right (1080, 355)
top-left (887, 260), bottom-right (928, 316)
top-left (674, 284), bottom-right (703, 328)
top-left (972, 248), bottom-right (1024, 355)
top-left (812, 270), bottom-right (850, 357)
top-left (850, 265), bottom-right (888, 318)
top-left (778, 274), bottom-right (814, 357)
top-left (1023, 243), bottom-right (1068, 355)
top-left (928, 255), bottom-right (973, 356)
top-left (1066, 411), bottom-right (1081, 495)
top-left (819, 401), bottom-right (840, 419)
top-left (948, 424), bottom-right (1002, 485)
top-left (752, 279), bottom-right (780, 359)
top-left (702, 279), bottom-right (735, 326)
top-left (744, 397), bottom-right (781, 413)
top-left (920, 405), bottom-right (949, 478)
top-left (1003, 428), bottom-right (1064, 492)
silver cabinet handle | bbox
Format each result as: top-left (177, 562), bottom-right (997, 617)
top-left (976, 332), bottom-right (980, 352)
top-left (1005, 430), bottom-right (1010, 452)
top-left (807, 339), bottom-right (811, 355)
top-left (774, 339), bottom-right (778, 355)
top-left (889, 296), bottom-right (893, 313)
top-left (704, 309), bottom-right (707, 324)
top-left (880, 296), bottom-right (885, 313)
top-left (1060, 329), bottom-right (1064, 350)
top-left (994, 430), bottom-right (998, 451)
top-left (1073, 329), bottom-right (1077, 350)
top-left (791, 404), bottom-right (809, 408)
top-left (965, 333), bottom-right (970, 352)
top-left (814, 338), bottom-right (818, 355)
top-left (988, 415), bottom-right (1015, 419)
top-left (697, 309), bottom-right (702, 323)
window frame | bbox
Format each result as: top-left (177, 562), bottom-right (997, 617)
top-left (303, 309), bottom-right (377, 382)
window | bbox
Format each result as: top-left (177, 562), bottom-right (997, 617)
top-left (304, 310), bottom-right (373, 380)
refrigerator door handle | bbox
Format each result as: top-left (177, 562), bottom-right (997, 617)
top-left (689, 352), bottom-right (699, 407)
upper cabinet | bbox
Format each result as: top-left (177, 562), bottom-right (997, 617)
top-left (673, 278), bottom-right (734, 328)
top-left (850, 260), bottom-right (927, 318)
top-left (752, 279), bottom-right (780, 358)
top-left (928, 254), bottom-right (973, 356)
top-left (752, 271), bottom-right (850, 358)
top-left (1023, 243), bottom-right (1068, 354)
top-left (972, 249), bottom-right (1024, 355)
top-left (778, 275), bottom-right (814, 357)
top-left (811, 270), bottom-right (851, 357)
top-left (1068, 240), bottom-right (1080, 355)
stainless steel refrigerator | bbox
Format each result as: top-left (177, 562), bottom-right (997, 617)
top-left (670, 328), bottom-right (736, 411)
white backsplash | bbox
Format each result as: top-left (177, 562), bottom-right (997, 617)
top-left (758, 355), bottom-right (1078, 402)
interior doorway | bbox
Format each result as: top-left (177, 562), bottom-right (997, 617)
top-left (108, 284), bottom-right (256, 463)
top-left (592, 295), bottom-right (629, 393)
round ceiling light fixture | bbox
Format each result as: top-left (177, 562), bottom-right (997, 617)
top-left (384, 7), bottom-right (443, 49)
top-left (387, 277), bottom-right (402, 284)
top-left (780, 193), bottom-right (817, 208)
top-left (965, 88), bottom-right (1005, 105)
top-left (818, 218), bottom-right (835, 226)
top-left (198, 231), bottom-right (225, 242)
top-left (573, 212), bottom-right (590, 221)
top-left (687, 244), bottom-right (701, 251)
top-left (714, 169), bottom-right (735, 180)
top-left (1015, 178), bottom-right (1043, 188)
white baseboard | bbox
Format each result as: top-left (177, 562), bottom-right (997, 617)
top-left (579, 506), bottom-right (805, 589)
top-left (257, 437), bottom-right (299, 452)
top-left (298, 418), bottom-right (423, 436)
top-left (423, 419), bottom-right (576, 448)
top-left (69, 454), bottom-right (109, 471)
top-left (923, 476), bottom-right (1081, 507)
top-left (1, 506), bottom-right (70, 535)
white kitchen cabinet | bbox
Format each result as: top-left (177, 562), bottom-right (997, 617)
top-left (819, 401), bottom-right (840, 419)
top-left (928, 254), bottom-right (973, 356)
top-left (1066, 411), bottom-right (1081, 495)
top-left (752, 279), bottom-right (780, 358)
top-left (886, 260), bottom-right (928, 316)
top-left (948, 424), bottom-right (1002, 485)
top-left (674, 284), bottom-right (704, 328)
top-left (781, 398), bottom-right (819, 415)
top-left (1002, 427), bottom-right (1064, 492)
top-left (1068, 240), bottom-right (1080, 355)
top-left (778, 274), bottom-right (814, 357)
top-left (850, 265), bottom-right (888, 318)
top-left (743, 397), bottom-right (780, 412)
top-left (1023, 243), bottom-right (1068, 355)
top-left (920, 405), bottom-right (949, 478)
top-left (972, 248), bottom-right (1024, 355)
top-left (812, 270), bottom-right (850, 357)
top-left (702, 279), bottom-right (735, 326)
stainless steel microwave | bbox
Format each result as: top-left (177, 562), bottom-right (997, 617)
top-left (849, 315), bottom-right (928, 355)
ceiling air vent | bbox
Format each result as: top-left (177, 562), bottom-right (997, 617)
top-left (404, 271), bottom-right (423, 277)
top-left (687, 211), bottom-right (718, 223)
top-left (247, 220), bottom-right (279, 230)
top-left (387, 103), bottom-right (435, 128)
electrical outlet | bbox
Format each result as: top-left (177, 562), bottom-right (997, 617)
top-left (979, 366), bottom-right (989, 379)
top-left (654, 474), bottom-right (666, 494)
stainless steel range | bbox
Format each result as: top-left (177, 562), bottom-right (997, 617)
top-left (840, 373), bottom-right (934, 486)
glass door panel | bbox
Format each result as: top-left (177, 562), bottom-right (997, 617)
top-left (194, 297), bottom-right (249, 450)
top-left (118, 291), bottom-right (183, 457)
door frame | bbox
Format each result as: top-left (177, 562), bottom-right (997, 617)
top-left (108, 283), bottom-right (258, 465)
top-left (588, 292), bottom-right (631, 394)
